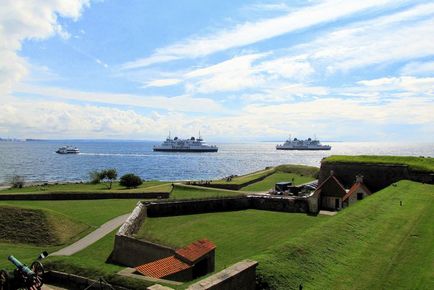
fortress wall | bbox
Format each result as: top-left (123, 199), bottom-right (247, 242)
top-left (111, 235), bottom-right (175, 267)
top-left (145, 196), bottom-right (250, 217)
top-left (187, 260), bottom-right (258, 290)
top-left (249, 196), bottom-right (309, 213)
top-left (319, 162), bottom-right (434, 192)
top-left (0, 191), bottom-right (169, 200)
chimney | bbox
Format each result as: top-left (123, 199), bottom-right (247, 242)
top-left (356, 175), bottom-right (364, 183)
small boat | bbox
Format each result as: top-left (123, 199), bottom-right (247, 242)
top-left (56, 146), bottom-right (80, 154)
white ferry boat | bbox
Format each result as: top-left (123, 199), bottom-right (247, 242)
top-left (153, 133), bottom-right (218, 152)
top-left (56, 146), bottom-right (80, 154)
top-left (276, 136), bottom-right (331, 151)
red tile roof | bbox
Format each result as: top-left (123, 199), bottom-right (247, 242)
top-left (342, 182), bottom-right (372, 201)
top-left (315, 174), bottom-right (347, 197)
top-left (175, 239), bottom-right (216, 263)
top-left (135, 256), bottom-right (191, 279)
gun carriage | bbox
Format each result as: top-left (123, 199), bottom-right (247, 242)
top-left (0, 251), bottom-right (47, 290)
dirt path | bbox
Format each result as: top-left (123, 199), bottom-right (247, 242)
top-left (51, 214), bottom-right (130, 256)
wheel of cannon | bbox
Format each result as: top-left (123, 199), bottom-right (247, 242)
top-left (30, 261), bottom-right (44, 288)
top-left (0, 270), bottom-right (10, 290)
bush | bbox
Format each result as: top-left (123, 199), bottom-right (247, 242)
top-left (119, 173), bottom-right (142, 188)
top-left (89, 170), bottom-right (102, 184)
top-left (10, 175), bottom-right (25, 188)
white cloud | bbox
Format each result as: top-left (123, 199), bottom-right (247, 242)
top-left (145, 78), bottom-right (182, 87)
top-left (303, 3), bottom-right (434, 72)
top-left (357, 76), bottom-right (434, 95)
top-left (0, 0), bottom-right (90, 95)
top-left (121, 0), bottom-right (398, 69)
top-left (14, 84), bottom-right (224, 113)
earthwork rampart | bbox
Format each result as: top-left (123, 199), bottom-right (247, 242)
top-left (319, 162), bottom-right (434, 192)
top-left (111, 195), bottom-right (309, 267)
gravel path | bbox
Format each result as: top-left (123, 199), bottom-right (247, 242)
top-left (51, 214), bottom-right (130, 256)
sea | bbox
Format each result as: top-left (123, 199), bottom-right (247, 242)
top-left (0, 140), bottom-right (433, 184)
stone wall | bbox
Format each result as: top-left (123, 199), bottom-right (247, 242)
top-left (145, 196), bottom-right (250, 217)
top-left (111, 235), bottom-right (175, 267)
top-left (319, 162), bottom-right (434, 192)
top-left (0, 191), bottom-right (169, 200)
top-left (187, 259), bottom-right (258, 290)
top-left (249, 195), bottom-right (308, 213)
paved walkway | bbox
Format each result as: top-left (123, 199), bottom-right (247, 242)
top-left (51, 214), bottom-right (130, 256)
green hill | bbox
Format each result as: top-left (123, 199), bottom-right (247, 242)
top-left (256, 180), bottom-right (434, 289)
top-left (323, 155), bottom-right (434, 172)
top-left (0, 206), bottom-right (89, 246)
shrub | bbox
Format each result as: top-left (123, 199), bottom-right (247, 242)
top-left (10, 175), bottom-right (25, 188)
top-left (119, 173), bottom-right (142, 188)
top-left (89, 170), bottom-right (102, 184)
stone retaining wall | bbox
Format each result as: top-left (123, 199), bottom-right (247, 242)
top-left (0, 191), bottom-right (169, 200)
top-left (319, 162), bottom-right (434, 192)
top-left (187, 259), bottom-right (258, 290)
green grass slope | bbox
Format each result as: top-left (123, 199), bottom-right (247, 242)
top-left (136, 210), bottom-right (327, 271)
top-left (0, 181), bottom-right (172, 194)
top-left (241, 172), bottom-right (314, 192)
top-left (255, 180), bottom-right (434, 290)
top-left (324, 155), bottom-right (434, 172)
top-left (0, 199), bottom-right (140, 227)
top-left (0, 206), bottom-right (89, 246)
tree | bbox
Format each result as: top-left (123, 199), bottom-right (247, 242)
top-left (102, 168), bottom-right (118, 189)
top-left (10, 175), bottom-right (24, 188)
top-left (89, 170), bottom-right (102, 184)
top-left (119, 173), bottom-right (142, 188)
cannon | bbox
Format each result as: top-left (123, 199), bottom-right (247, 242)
top-left (0, 251), bottom-right (48, 290)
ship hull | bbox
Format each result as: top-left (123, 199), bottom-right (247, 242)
top-left (153, 148), bottom-right (218, 152)
top-left (276, 147), bottom-right (331, 151)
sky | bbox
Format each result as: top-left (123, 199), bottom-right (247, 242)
top-left (0, 0), bottom-right (434, 141)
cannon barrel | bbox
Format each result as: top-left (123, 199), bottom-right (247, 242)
top-left (8, 255), bottom-right (35, 277)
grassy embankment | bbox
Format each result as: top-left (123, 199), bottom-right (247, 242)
top-left (211, 164), bottom-right (318, 186)
top-left (0, 180), bottom-right (172, 194)
top-left (324, 155), bottom-right (434, 172)
top-left (256, 180), bottom-right (434, 289)
top-left (0, 199), bottom-right (140, 269)
top-left (136, 180), bottom-right (433, 289)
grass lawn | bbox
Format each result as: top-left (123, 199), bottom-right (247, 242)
top-left (169, 184), bottom-right (244, 199)
top-left (255, 180), bottom-right (434, 289)
top-left (0, 199), bottom-right (140, 270)
top-left (211, 167), bottom-right (275, 185)
top-left (0, 181), bottom-right (172, 194)
top-left (136, 210), bottom-right (327, 271)
top-left (0, 199), bottom-right (140, 228)
top-left (324, 155), bottom-right (434, 172)
top-left (241, 172), bottom-right (314, 192)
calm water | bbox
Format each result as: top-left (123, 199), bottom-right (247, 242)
top-left (0, 140), bottom-right (433, 184)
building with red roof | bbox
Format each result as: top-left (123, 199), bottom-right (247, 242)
top-left (308, 172), bottom-right (371, 212)
top-left (135, 239), bottom-right (216, 282)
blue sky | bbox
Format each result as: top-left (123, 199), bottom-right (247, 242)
top-left (1, 0), bottom-right (434, 141)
